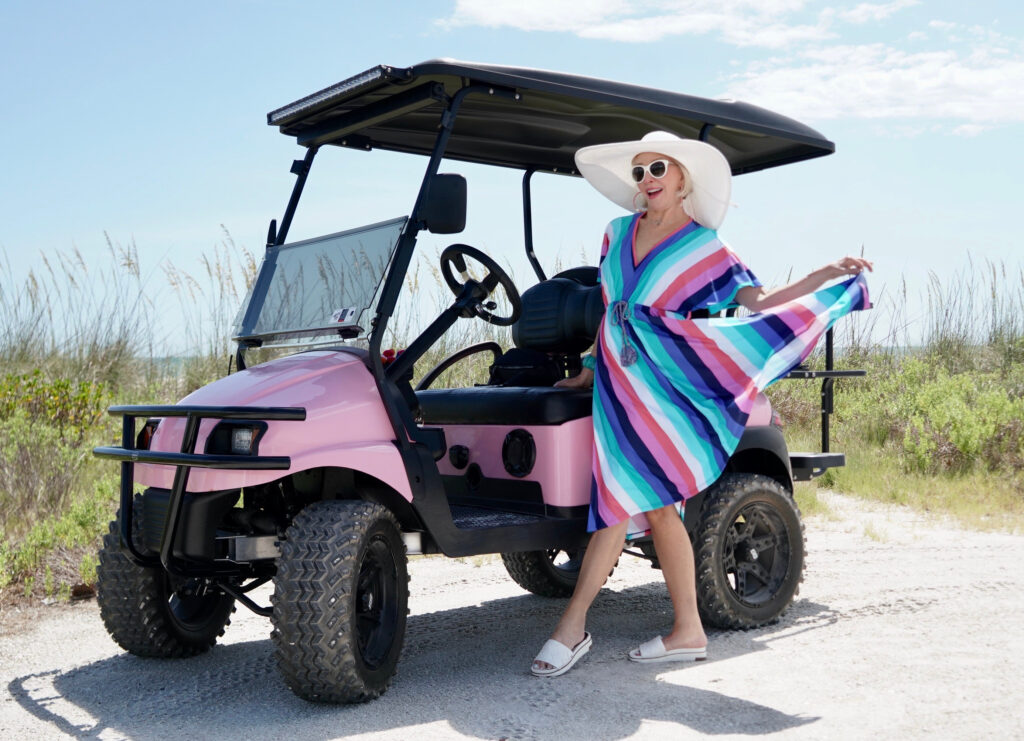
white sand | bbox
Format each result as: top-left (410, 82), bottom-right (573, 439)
top-left (2, 490), bottom-right (1022, 740)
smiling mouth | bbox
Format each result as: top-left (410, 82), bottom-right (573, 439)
top-left (646, 187), bottom-right (663, 198)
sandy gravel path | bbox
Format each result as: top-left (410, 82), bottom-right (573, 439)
top-left (2, 491), bottom-right (1022, 740)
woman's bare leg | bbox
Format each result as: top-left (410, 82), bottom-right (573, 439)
top-left (533, 519), bottom-right (628, 670)
top-left (646, 504), bottom-right (707, 650)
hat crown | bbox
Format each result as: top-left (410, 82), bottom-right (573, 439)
top-left (640, 131), bottom-right (682, 144)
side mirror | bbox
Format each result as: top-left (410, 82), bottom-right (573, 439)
top-left (420, 174), bottom-right (466, 234)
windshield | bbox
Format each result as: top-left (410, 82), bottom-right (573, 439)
top-left (232, 216), bottom-right (407, 346)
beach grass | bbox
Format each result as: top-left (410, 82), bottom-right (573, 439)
top-left (2, 240), bottom-right (1022, 605)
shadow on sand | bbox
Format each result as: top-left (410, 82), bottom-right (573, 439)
top-left (9, 583), bottom-right (838, 740)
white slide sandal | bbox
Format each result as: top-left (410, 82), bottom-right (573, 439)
top-left (531, 632), bottom-right (593, 677)
top-left (628, 636), bottom-right (707, 664)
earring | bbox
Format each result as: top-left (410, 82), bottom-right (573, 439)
top-left (632, 191), bottom-right (646, 212)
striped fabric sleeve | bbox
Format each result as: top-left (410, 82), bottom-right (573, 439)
top-left (704, 243), bottom-right (761, 314)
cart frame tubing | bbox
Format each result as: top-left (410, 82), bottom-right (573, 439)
top-left (782, 328), bottom-right (866, 453)
top-left (95, 405), bottom-right (306, 574)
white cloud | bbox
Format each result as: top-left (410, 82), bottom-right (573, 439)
top-left (723, 41), bottom-right (1024, 131)
top-left (952, 123), bottom-right (988, 137)
top-left (440, 0), bottom-right (831, 48)
top-left (577, 12), bottom-right (831, 47)
top-left (438, 0), bottom-right (631, 33)
top-left (835, 0), bottom-right (919, 25)
top-left (439, 2), bottom-right (1024, 133)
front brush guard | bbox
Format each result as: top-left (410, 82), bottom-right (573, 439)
top-left (94, 405), bottom-right (306, 577)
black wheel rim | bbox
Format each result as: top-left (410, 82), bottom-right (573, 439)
top-left (721, 502), bottom-right (791, 608)
top-left (545, 549), bottom-right (583, 578)
top-left (355, 535), bottom-right (399, 670)
top-left (164, 576), bottom-right (224, 631)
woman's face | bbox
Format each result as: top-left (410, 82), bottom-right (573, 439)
top-left (631, 151), bottom-right (684, 210)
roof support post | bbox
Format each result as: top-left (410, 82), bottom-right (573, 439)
top-left (368, 84), bottom-right (520, 455)
top-left (522, 169), bottom-right (546, 282)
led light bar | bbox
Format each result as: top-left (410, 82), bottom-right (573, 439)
top-left (268, 66), bottom-right (393, 125)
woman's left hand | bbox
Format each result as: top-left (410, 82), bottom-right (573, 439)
top-left (820, 256), bottom-right (873, 280)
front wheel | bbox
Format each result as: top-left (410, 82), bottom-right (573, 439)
top-left (694, 474), bottom-right (805, 629)
top-left (272, 500), bottom-right (409, 703)
top-left (96, 501), bottom-right (235, 657)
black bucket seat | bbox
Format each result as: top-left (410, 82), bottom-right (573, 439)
top-left (417, 268), bottom-right (602, 425)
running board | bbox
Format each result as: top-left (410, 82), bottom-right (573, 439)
top-left (428, 503), bottom-right (589, 557)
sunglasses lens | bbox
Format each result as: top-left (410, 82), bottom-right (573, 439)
top-left (631, 166), bottom-right (645, 183)
top-left (650, 161), bottom-right (667, 178)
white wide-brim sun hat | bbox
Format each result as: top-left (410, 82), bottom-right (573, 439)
top-left (574, 131), bottom-right (733, 230)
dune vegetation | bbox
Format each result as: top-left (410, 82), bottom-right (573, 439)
top-left (1, 239), bottom-right (1021, 607)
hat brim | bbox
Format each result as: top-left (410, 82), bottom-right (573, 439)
top-left (574, 132), bottom-right (732, 229)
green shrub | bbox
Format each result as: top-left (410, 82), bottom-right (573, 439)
top-left (0, 472), bottom-right (117, 595)
top-left (837, 358), bottom-right (1024, 474)
top-left (0, 410), bottom-right (99, 539)
top-left (0, 370), bottom-right (107, 441)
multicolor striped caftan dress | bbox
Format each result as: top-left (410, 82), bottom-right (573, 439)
top-left (589, 213), bottom-right (870, 537)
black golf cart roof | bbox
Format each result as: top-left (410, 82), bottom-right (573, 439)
top-left (267, 59), bottom-right (833, 176)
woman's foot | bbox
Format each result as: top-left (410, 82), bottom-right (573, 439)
top-left (628, 635), bottom-right (707, 663)
top-left (532, 625), bottom-right (588, 673)
top-left (661, 628), bottom-right (707, 653)
top-left (531, 632), bottom-right (593, 677)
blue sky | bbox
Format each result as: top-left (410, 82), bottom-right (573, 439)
top-left (2, 1), bottom-right (1022, 345)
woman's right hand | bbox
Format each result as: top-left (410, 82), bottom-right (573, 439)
top-left (555, 369), bottom-right (594, 389)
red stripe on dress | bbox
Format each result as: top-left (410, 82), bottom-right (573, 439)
top-left (603, 338), bottom-right (699, 496)
top-left (660, 248), bottom-right (735, 307)
top-left (660, 316), bottom-right (752, 398)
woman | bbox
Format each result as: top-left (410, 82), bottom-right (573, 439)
top-left (531, 131), bottom-right (871, 677)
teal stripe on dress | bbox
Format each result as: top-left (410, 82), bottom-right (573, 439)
top-left (592, 394), bottom-right (664, 512)
top-left (633, 228), bottom-right (717, 299)
top-left (629, 321), bottom-right (732, 474)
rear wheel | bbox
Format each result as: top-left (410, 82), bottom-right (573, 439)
top-left (694, 474), bottom-right (805, 629)
top-left (501, 548), bottom-right (609, 598)
top-left (272, 500), bottom-right (409, 703)
top-left (96, 499), bottom-right (235, 657)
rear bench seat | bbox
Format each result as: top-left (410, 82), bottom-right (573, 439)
top-left (416, 386), bottom-right (592, 425)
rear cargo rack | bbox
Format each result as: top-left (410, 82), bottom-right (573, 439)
top-left (94, 405), bottom-right (306, 574)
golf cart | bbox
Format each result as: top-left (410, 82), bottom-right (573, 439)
top-left (94, 60), bottom-right (862, 703)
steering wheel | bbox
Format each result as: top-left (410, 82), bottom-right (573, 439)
top-left (439, 244), bottom-right (522, 327)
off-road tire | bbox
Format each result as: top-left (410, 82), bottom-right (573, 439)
top-left (96, 496), bottom-right (235, 657)
top-left (500, 550), bottom-right (580, 597)
top-left (694, 474), bottom-right (805, 629)
top-left (272, 500), bottom-right (409, 704)
top-left (501, 549), bottom-right (617, 597)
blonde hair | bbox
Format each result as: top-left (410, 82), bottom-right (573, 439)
top-left (632, 158), bottom-right (692, 212)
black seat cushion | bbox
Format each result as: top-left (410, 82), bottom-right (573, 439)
top-left (417, 386), bottom-right (593, 425)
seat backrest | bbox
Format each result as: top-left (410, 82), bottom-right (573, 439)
top-left (511, 269), bottom-right (603, 354)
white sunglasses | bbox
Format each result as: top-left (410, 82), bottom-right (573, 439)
top-left (631, 159), bottom-right (673, 182)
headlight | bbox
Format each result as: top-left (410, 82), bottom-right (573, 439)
top-left (205, 422), bottom-right (268, 456)
top-left (136, 420), bottom-right (160, 450)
